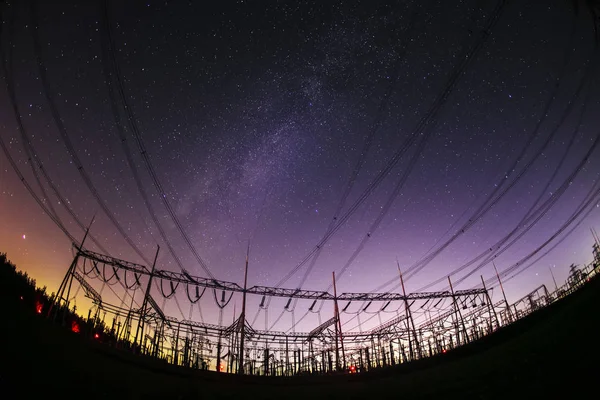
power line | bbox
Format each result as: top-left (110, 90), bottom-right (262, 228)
top-left (486, 170), bottom-right (600, 287)
top-left (327, 125), bottom-right (435, 290)
top-left (100, 0), bottom-right (214, 280)
top-left (1, 1), bottom-right (122, 260)
top-left (399, 7), bottom-right (581, 282)
top-left (274, 0), bottom-right (509, 290)
top-left (1, 3), bottom-right (61, 224)
top-left (290, 0), bottom-right (426, 290)
top-left (408, 50), bottom-right (597, 292)
top-left (2, 7), bottom-right (141, 312)
top-left (0, 135), bottom-right (76, 244)
top-left (25, 0), bottom-right (153, 266)
top-left (452, 125), bottom-right (600, 287)
top-left (0, 3), bottom-right (77, 244)
top-left (93, 0), bottom-right (190, 278)
top-left (487, 179), bottom-right (600, 288)
top-left (267, 1), bottom-right (511, 332)
top-left (3, 5), bottom-right (143, 312)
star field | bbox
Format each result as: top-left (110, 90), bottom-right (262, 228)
top-left (1, 0), bottom-right (599, 332)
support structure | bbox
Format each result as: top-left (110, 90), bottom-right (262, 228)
top-left (493, 262), bottom-right (513, 323)
top-left (134, 246), bottom-right (160, 349)
top-left (480, 275), bottom-right (499, 330)
top-left (549, 267), bottom-right (559, 292)
top-left (49, 220), bottom-right (92, 319)
top-left (75, 248), bottom-right (487, 302)
top-left (332, 271), bottom-right (345, 370)
top-left (591, 228), bottom-right (600, 248)
top-left (50, 246), bottom-right (526, 376)
top-left (398, 262), bottom-right (420, 359)
top-left (448, 276), bottom-right (468, 345)
top-left (238, 243), bottom-right (250, 374)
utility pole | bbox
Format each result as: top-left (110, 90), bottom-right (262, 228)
top-left (134, 245), bottom-right (160, 350)
top-left (174, 322), bottom-right (181, 366)
top-left (285, 336), bottom-right (289, 376)
top-left (480, 275), bottom-right (499, 330)
top-left (123, 290), bottom-right (137, 341)
top-left (230, 303), bottom-right (236, 373)
top-left (549, 266), bottom-right (559, 292)
top-left (50, 215), bottom-right (94, 319)
top-left (216, 331), bottom-right (222, 371)
top-left (493, 261), bottom-right (512, 323)
top-left (332, 271), bottom-right (345, 371)
top-left (592, 229), bottom-right (600, 271)
top-left (448, 276), bottom-right (468, 345)
top-left (238, 242), bottom-right (250, 375)
top-left (591, 228), bottom-right (600, 247)
top-left (397, 260), bottom-right (420, 359)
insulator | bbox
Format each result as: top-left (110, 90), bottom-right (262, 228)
top-left (221, 290), bottom-right (226, 303)
top-left (363, 301), bottom-right (372, 311)
top-left (284, 298), bottom-right (292, 309)
top-left (195, 286), bottom-right (200, 298)
top-left (381, 301), bottom-right (391, 311)
top-left (342, 301), bottom-right (352, 312)
top-left (308, 299), bottom-right (317, 311)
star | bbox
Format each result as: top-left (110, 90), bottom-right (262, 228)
top-left (0, 0), bottom-right (598, 338)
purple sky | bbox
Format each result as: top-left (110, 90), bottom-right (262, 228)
top-left (1, 0), bottom-right (599, 333)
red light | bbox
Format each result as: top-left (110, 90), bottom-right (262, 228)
top-left (218, 364), bottom-right (224, 372)
top-left (35, 301), bottom-right (43, 314)
top-left (20, 296), bottom-right (23, 300)
top-left (71, 321), bottom-right (80, 333)
top-left (442, 349), bottom-right (447, 353)
top-left (94, 333), bottom-right (100, 339)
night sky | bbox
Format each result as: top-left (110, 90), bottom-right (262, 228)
top-left (1, 0), bottom-right (599, 332)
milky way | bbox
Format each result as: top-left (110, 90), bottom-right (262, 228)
top-left (1, 0), bottom-right (599, 332)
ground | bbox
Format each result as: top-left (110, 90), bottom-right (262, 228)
top-left (1, 275), bottom-right (599, 399)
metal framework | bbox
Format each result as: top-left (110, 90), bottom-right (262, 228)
top-left (79, 248), bottom-right (485, 302)
top-left (49, 243), bottom-right (600, 377)
top-left (72, 271), bottom-right (102, 306)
